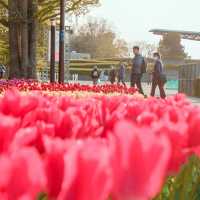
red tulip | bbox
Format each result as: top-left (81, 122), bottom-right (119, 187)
top-left (44, 137), bottom-right (68, 199)
top-left (110, 121), bottom-right (171, 200)
top-left (0, 113), bottom-right (20, 153)
top-left (0, 80), bottom-right (137, 95)
top-left (58, 139), bottom-right (113, 200)
top-left (0, 148), bottom-right (46, 200)
top-left (0, 83), bottom-right (198, 199)
top-left (152, 120), bottom-right (189, 173)
top-left (187, 111), bottom-right (200, 147)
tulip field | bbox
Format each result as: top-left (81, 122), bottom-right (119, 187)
top-left (0, 80), bottom-right (138, 95)
top-left (1, 80), bottom-right (200, 200)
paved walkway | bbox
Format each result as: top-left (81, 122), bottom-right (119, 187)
top-left (142, 84), bottom-right (200, 105)
top-left (71, 81), bottom-right (200, 105)
top-left (188, 97), bottom-right (200, 105)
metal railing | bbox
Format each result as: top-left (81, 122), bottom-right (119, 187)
top-left (178, 63), bottom-right (200, 96)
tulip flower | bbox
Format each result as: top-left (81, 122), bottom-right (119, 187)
top-left (0, 85), bottom-right (198, 199)
top-left (0, 148), bottom-right (46, 200)
top-left (110, 121), bottom-right (171, 200)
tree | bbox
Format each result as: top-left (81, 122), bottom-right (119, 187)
top-left (37, 0), bottom-right (100, 22)
top-left (0, 25), bottom-right (8, 64)
top-left (0, 0), bottom-right (100, 79)
top-left (0, 3), bottom-right (9, 65)
top-left (71, 18), bottom-right (128, 58)
top-left (132, 41), bottom-right (157, 58)
top-left (158, 32), bottom-right (187, 60)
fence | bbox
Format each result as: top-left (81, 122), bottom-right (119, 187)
top-left (179, 64), bottom-right (200, 96)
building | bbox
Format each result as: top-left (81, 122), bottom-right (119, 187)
top-left (70, 51), bottom-right (91, 60)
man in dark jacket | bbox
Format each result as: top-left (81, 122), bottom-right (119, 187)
top-left (109, 66), bottom-right (117, 84)
top-left (131, 46), bottom-right (146, 94)
top-left (91, 66), bottom-right (100, 85)
top-left (118, 62), bottom-right (126, 86)
top-left (150, 52), bottom-right (166, 98)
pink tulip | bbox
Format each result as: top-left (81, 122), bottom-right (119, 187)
top-left (0, 148), bottom-right (46, 200)
top-left (0, 113), bottom-right (20, 153)
top-left (110, 121), bottom-right (171, 200)
top-left (0, 85), bottom-right (198, 199)
top-left (43, 138), bottom-right (113, 200)
top-left (58, 140), bottom-right (112, 200)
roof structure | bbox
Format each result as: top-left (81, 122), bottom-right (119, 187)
top-left (150, 29), bottom-right (200, 41)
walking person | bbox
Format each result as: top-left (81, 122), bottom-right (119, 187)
top-left (131, 46), bottom-right (146, 94)
top-left (147, 71), bottom-right (152, 86)
top-left (118, 61), bottom-right (126, 86)
top-left (109, 66), bottom-right (117, 84)
top-left (0, 64), bottom-right (6, 79)
top-left (150, 52), bottom-right (167, 99)
top-left (91, 66), bottom-right (100, 85)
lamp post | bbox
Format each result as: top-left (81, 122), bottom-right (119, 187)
top-left (58, 0), bottom-right (65, 83)
top-left (50, 19), bottom-right (56, 83)
top-left (65, 25), bottom-right (73, 82)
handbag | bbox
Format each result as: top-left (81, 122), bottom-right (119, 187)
top-left (159, 73), bottom-right (167, 84)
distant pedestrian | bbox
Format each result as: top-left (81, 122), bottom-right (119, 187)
top-left (118, 61), bottom-right (126, 86)
top-left (147, 73), bottom-right (152, 86)
top-left (72, 74), bottom-right (75, 81)
top-left (0, 64), bottom-right (6, 79)
top-left (75, 74), bottom-right (78, 81)
top-left (109, 66), bottom-right (117, 84)
top-left (91, 66), bottom-right (100, 85)
top-left (131, 46), bottom-right (146, 94)
top-left (150, 52), bottom-right (167, 98)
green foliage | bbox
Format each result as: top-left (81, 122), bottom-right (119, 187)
top-left (37, 192), bottom-right (48, 200)
top-left (37, 24), bottom-right (49, 68)
top-left (0, 0), bottom-right (100, 68)
top-left (154, 156), bottom-right (200, 200)
top-left (0, 25), bottom-right (8, 64)
top-left (37, 0), bottom-right (100, 23)
top-left (0, 0), bottom-right (100, 24)
top-left (158, 33), bottom-right (187, 61)
top-left (0, 2), bottom-right (8, 64)
top-left (38, 59), bottom-right (120, 76)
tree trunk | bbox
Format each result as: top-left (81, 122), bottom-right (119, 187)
top-left (20, 0), bottom-right (28, 78)
top-left (28, 0), bottom-right (37, 79)
top-left (8, 0), bottom-right (38, 80)
top-left (8, 0), bottom-right (21, 79)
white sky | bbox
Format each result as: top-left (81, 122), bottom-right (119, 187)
top-left (81, 0), bottom-right (200, 58)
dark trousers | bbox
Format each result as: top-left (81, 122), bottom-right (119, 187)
top-left (93, 78), bottom-right (98, 85)
top-left (0, 72), bottom-right (3, 79)
top-left (118, 77), bottom-right (126, 86)
top-left (110, 78), bottom-right (115, 84)
top-left (151, 78), bottom-right (166, 98)
top-left (131, 74), bottom-right (144, 94)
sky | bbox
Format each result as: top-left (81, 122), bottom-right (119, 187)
top-left (81, 0), bottom-right (200, 58)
